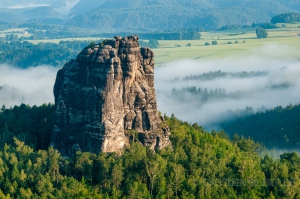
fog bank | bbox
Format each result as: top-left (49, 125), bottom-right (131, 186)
top-left (0, 44), bottom-right (299, 129)
top-left (0, 65), bottom-right (59, 107)
top-left (155, 44), bottom-right (300, 129)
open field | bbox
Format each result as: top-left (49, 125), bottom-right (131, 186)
top-left (153, 28), bottom-right (300, 65)
top-left (0, 28), bottom-right (27, 33)
top-left (0, 28), bottom-right (32, 38)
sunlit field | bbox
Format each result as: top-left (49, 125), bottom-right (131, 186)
top-left (154, 26), bottom-right (300, 64)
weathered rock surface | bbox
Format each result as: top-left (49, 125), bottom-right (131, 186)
top-left (51, 35), bottom-right (170, 155)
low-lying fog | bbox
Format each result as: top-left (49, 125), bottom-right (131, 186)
top-left (155, 44), bottom-right (300, 129)
top-left (0, 44), bottom-right (299, 129)
top-left (0, 65), bottom-right (57, 107)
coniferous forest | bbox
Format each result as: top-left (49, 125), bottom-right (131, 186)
top-left (0, 104), bottom-right (300, 198)
top-left (221, 104), bottom-right (300, 149)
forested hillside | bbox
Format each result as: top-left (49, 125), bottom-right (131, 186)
top-left (271, 13), bottom-right (300, 23)
top-left (221, 104), bottom-right (300, 149)
top-left (0, 0), bottom-right (299, 32)
top-left (0, 104), bottom-right (300, 198)
top-left (0, 41), bottom-right (81, 68)
top-left (0, 7), bottom-right (64, 24)
top-left (68, 0), bottom-right (300, 32)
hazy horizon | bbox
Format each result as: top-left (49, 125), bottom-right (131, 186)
top-left (0, 0), bottom-right (80, 14)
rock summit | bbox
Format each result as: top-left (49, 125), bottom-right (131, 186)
top-left (51, 35), bottom-right (170, 155)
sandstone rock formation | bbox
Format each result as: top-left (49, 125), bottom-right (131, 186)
top-left (51, 35), bottom-right (170, 155)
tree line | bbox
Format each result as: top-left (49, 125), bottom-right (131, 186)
top-left (93, 32), bottom-right (201, 40)
top-left (271, 13), bottom-right (300, 24)
top-left (176, 70), bottom-right (268, 81)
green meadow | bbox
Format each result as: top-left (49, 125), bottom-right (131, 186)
top-left (153, 26), bottom-right (300, 65)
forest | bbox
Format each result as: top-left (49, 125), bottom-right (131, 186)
top-left (0, 104), bottom-right (300, 198)
top-left (0, 41), bottom-right (83, 68)
top-left (68, 0), bottom-right (300, 32)
top-left (221, 104), bottom-right (300, 149)
top-left (94, 32), bottom-right (201, 41)
top-left (271, 13), bottom-right (300, 23)
top-left (20, 23), bottom-right (98, 40)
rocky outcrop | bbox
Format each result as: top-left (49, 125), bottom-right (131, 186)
top-left (51, 35), bottom-right (170, 155)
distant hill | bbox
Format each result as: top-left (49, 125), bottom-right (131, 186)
top-left (1, 0), bottom-right (300, 31)
top-left (271, 13), bottom-right (300, 23)
top-left (67, 0), bottom-right (300, 32)
top-left (0, 0), bottom-right (78, 15)
top-left (69, 0), bottom-right (107, 16)
top-left (0, 7), bottom-right (64, 24)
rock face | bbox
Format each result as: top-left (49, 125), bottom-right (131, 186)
top-left (51, 35), bottom-right (170, 155)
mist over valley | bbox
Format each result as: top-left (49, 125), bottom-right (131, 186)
top-left (155, 44), bottom-right (300, 129)
top-left (0, 65), bottom-right (58, 107)
top-left (1, 44), bottom-right (299, 131)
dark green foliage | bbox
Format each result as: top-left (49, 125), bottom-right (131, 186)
top-left (205, 42), bottom-right (210, 46)
top-left (256, 28), bottom-right (268, 38)
top-left (148, 39), bottom-right (159, 48)
top-left (0, 103), bottom-right (55, 150)
top-left (177, 70), bottom-right (268, 81)
top-left (96, 32), bottom-right (201, 40)
top-left (212, 40), bottom-right (218, 45)
top-left (252, 22), bottom-right (277, 29)
top-left (271, 12), bottom-right (300, 23)
top-left (139, 40), bottom-right (159, 49)
top-left (221, 104), bottom-right (300, 149)
top-left (0, 40), bottom-right (91, 68)
top-left (168, 86), bottom-right (227, 103)
top-left (5, 34), bottom-right (18, 42)
top-left (1, 104), bottom-right (300, 197)
top-left (218, 24), bottom-right (245, 30)
top-left (58, 40), bottom-right (92, 52)
top-left (138, 32), bottom-right (201, 40)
